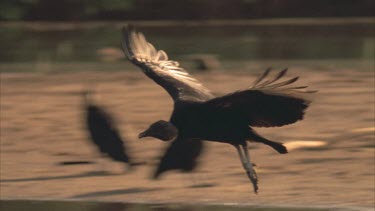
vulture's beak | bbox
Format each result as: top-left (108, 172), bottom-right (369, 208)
top-left (138, 131), bottom-right (147, 139)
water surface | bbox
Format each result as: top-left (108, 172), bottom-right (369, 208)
top-left (0, 21), bottom-right (373, 72)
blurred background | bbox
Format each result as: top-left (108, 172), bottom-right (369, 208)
top-left (1, 0), bottom-right (374, 20)
top-left (0, 1), bottom-right (374, 211)
top-left (0, 0), bottom-right (374, 73)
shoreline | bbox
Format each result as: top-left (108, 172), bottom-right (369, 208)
top-left (1, 198), bottom-right (370, 211)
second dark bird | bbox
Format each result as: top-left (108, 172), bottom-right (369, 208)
top-left (83, 90), bottom-right (132, 170)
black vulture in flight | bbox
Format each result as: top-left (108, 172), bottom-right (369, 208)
top-left (121, 26), bottom-right (316, 193)
top-left (83, 90), bottom-right (132, 170)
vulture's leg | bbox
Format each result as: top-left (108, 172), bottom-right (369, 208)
top-left (235, 144), bottom-right (247, 169)
top-left (235, 143), bottom-right (258, 193)
top-left (242, 143), bottom-right (258, 193)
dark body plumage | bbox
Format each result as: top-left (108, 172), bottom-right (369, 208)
top-left (122, 26), bottom-right (315, 193)
top-left (84, 93), bottom-right (131, 166)
top-left (171, 92), bottom-right (307, 146)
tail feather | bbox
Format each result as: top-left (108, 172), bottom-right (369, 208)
top-left (249, 130), bottom-right (288, 154)
top-left (264, 140), bottom-right (288, 154)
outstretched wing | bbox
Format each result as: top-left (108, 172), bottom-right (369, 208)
top-left (153, 137), bottom-right (203, 179)
top-left (206, 69), bottom-right (317, 127)
top-left (122, 26), bottom-right (214, 102)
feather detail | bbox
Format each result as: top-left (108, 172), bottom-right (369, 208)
top-left (122, 25), bottom-right (214, 102)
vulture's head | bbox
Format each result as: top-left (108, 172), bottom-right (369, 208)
top-left (138, 120), bottom-right (178, 141)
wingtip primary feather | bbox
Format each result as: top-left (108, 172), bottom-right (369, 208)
top-left (273, 68), bottom-right (288, 82)
top-left (250, 67), bottom-right (271, 87)
top-left (254, 68), bottom-right (289, 88)
top-left (121, 25), bottom-right (134, 59)
top-left (122, 25), bottom-right (160, 62)
top-left (249, 68), bottom-right (317, 96)
top-left (122, 25), bottom-right (148, 58)
top-left (262, 76), bottom-right (299, 89)
top-left (122, 24), bottom-right (135, 35)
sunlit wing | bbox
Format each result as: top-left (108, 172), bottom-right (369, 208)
top-left (206, 69), bottom-right (317, 127)
top-left (153, 137), bottom-right (203, 179)
top-left (122, 25), bottom-right (214, 102)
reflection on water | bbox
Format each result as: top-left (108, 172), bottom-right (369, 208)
top-left (0, 200), bottom-right (329, 211)
top-left (0, 21), bottom-right (374, 72)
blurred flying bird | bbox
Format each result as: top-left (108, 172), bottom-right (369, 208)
top-left (121, 26), bottom-right (316, 193)
top-left (83, 90), bottom-right (132, 170)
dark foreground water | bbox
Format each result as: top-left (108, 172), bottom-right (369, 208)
top-left (0, 200), bottom-right (330, 211)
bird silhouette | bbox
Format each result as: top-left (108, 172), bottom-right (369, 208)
top-left (83, 90), bottom-right (132, 171)
top-left (121, 26), bottom-right (316, 193)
